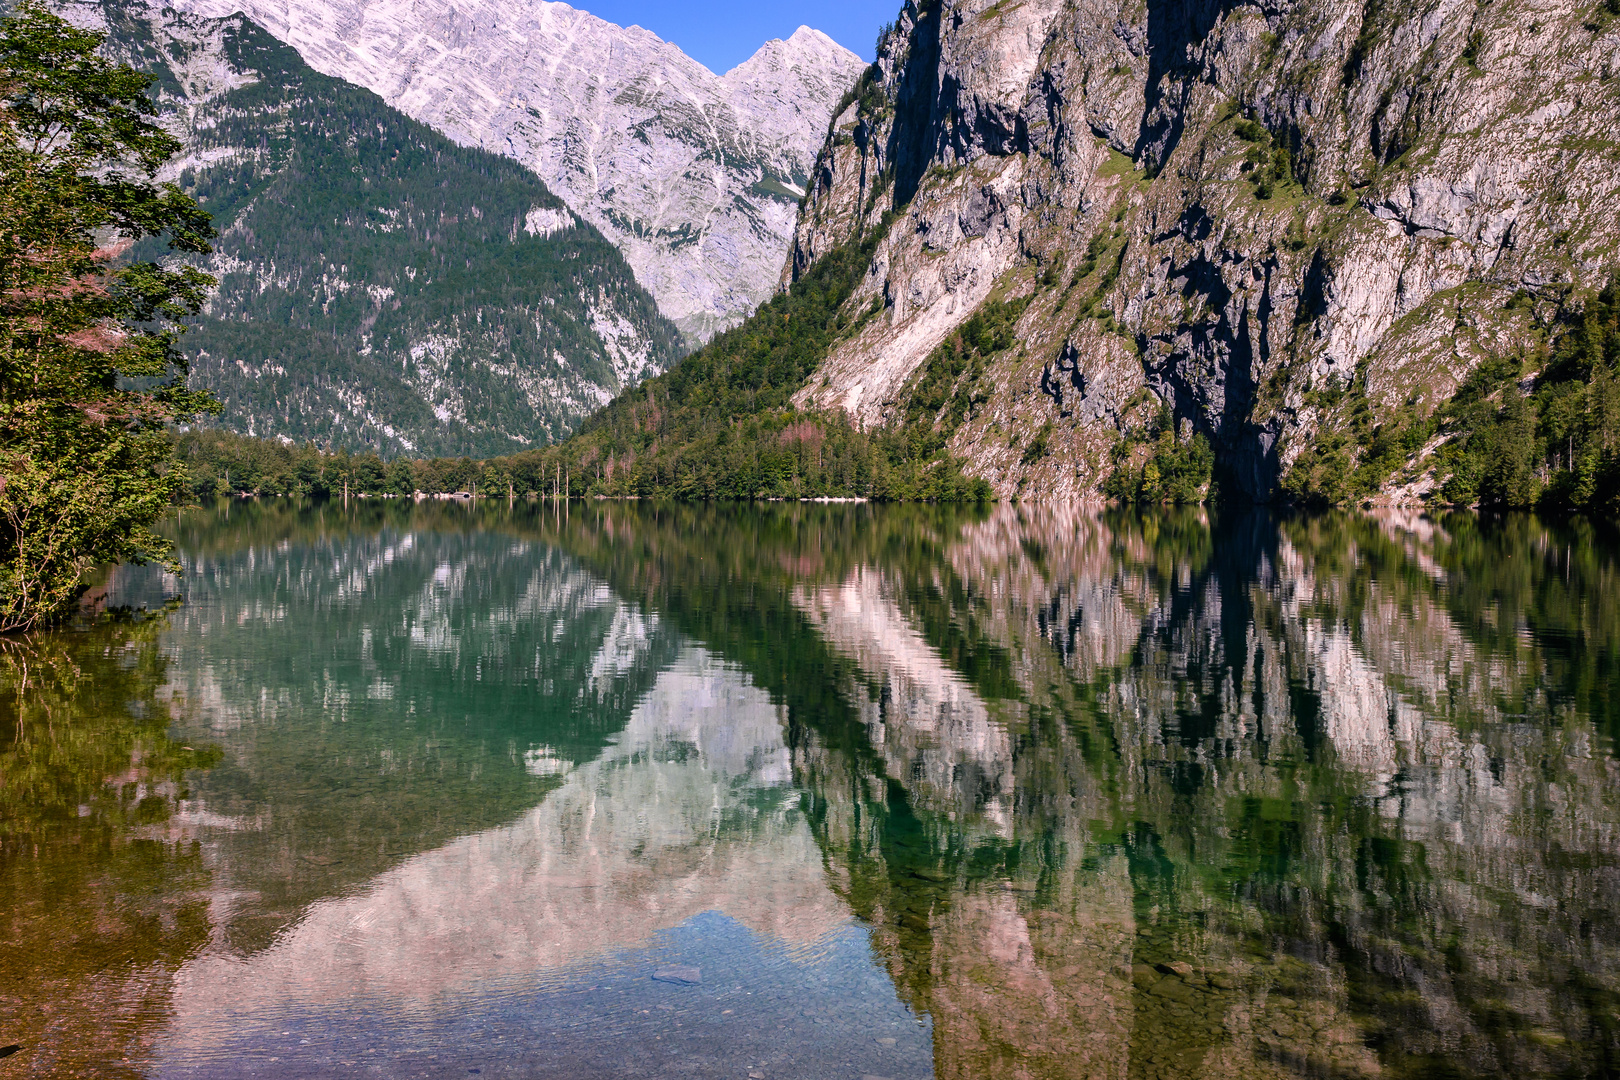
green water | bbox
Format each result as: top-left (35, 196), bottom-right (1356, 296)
top-left (3, 500), bottom-right (1619, 1079)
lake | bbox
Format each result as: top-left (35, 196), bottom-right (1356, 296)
top-left (3, 500), bottom-right (1619, 1079)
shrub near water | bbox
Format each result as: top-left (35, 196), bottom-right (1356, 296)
top-left (0, 3), bottom-right (216, 631)
top-left (1105, 406), bottom-right (1214, 504)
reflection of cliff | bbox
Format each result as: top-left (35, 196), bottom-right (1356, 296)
top-left (794, 568), bottom-right (1015, 833)
top-left (165, 649), bottom-right (849, 1046)
top-left (937, 504), bottom-right (1620, 1079)
top-left (132, 507), bottom-right (686, 955)
top-left (548, 501), bottom-right (1620, 1080)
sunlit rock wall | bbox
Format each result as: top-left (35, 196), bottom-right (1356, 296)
top-left (787, 0), bottom-right (1620, 498)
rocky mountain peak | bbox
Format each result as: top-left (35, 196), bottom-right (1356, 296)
top-left (727, 25), bottom-right (853, 80)
top-left (164, 0), bottom-right (867, 344)
top-left (60, 0), bottom-right (685, 457)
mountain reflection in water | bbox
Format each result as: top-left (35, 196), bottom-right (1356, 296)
top-left (1, 499), bottom-right (1617, 1079)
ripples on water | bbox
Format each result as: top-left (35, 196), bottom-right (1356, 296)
top-left (1, 500), bottom-right (1618, 1079)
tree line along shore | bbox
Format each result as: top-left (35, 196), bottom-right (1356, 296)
top-left (175, 274), bottom-right (1620, 515)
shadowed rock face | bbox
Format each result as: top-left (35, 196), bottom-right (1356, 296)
top-left (163, 0), bottom-right (867, 345)
top-left (6, 502), bottom-right (1618, 1078)
top-left (787, 0), bottom-right (1620, 499)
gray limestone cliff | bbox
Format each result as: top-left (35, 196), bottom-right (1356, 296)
top-left (51, 0), bottom-right (688, 457)
top-left (166, 0), bottom-right (868, 345)
top-left (786, 0), bottom-right (1620, 498)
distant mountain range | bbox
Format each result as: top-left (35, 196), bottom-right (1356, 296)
top-left (33, 0), bottom-right (865, 457)
top-left (164, 0), bottom-right (868, 345)
top-left (44, 0), bottom-right (681, 457)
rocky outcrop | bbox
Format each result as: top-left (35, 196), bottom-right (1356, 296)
top-left (787, 0), bottom-right (1620, 498)
top-left (165, 0), bottom-right (867, 345)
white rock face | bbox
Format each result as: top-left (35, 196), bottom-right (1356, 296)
top-left (522, 205), bottom-right (575, 238)
top-left (165, 0), bottom-right (867, 343)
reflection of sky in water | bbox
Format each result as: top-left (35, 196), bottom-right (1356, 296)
top-left (156, 912), bottom-right (931, 1079)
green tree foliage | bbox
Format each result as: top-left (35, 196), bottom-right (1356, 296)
top-left (1231, 115), bottom-right (1296, 200)
top-left (1105, 406), bottom-right (1214, 503)
top-left (1281, 362), bottom-right (1431, 507)
top-left (1233, 119), bottom-right (1269, 143)
top-left (901, 296), bottom-right (1027, 447)
top-left (1282, 282), bottom-right (1620, 513)
top-left (1439, 282), bottom-right (1620, 513)
top-left (519, 223), bottom-right (986, 501)
top-left (173, 428), bottom-right (393, 498)
top-left (0, 2), bottom-right (216, 631)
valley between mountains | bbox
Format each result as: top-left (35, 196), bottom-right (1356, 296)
top-left (57, 0), bottom-right (863, 459)
top-left (96, 0), bottom-right (1620, 504)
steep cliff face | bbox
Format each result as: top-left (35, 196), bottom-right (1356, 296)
top-left (788, 0), bottom-right (1620, 498)
top-left (166, 0), bottom-right (867, 345)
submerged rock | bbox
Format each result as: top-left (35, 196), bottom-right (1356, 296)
top-left (652, 966), bottom-right (702, 985)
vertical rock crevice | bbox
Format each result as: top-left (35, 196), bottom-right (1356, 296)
top-left (785, 0), bottom-right (1620, 501)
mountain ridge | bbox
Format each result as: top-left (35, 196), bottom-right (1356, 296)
top-left (783, 0), bottom-right (1620, 500)
top-left (69, 0), bottom-right (685, 457)
top-left (165, 0), bottom-right (869, 344)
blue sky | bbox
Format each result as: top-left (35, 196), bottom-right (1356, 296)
top-left (573, 0), bottom-right (897, 72)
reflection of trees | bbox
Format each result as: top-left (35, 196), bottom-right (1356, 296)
top-left (21, 499), bottom-right (1614, 1078)
top-left (544, 502), bottom-right (1620, 1080)
top-left (163, 496), bottom-right (505, 558)
top-left (143, 501), bottom-right (685, 955)
top-left (0, 616), bottom-right (218, 1077)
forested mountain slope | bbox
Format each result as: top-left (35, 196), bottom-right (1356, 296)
top-left (783, 0), bottom-right (1620, 503)
top-left (165, 0), bottom-right (867, 345)
top-left (66, 0), bottom-right (683, 458)
top-left (482, 0), bottom-right (1620, 506)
